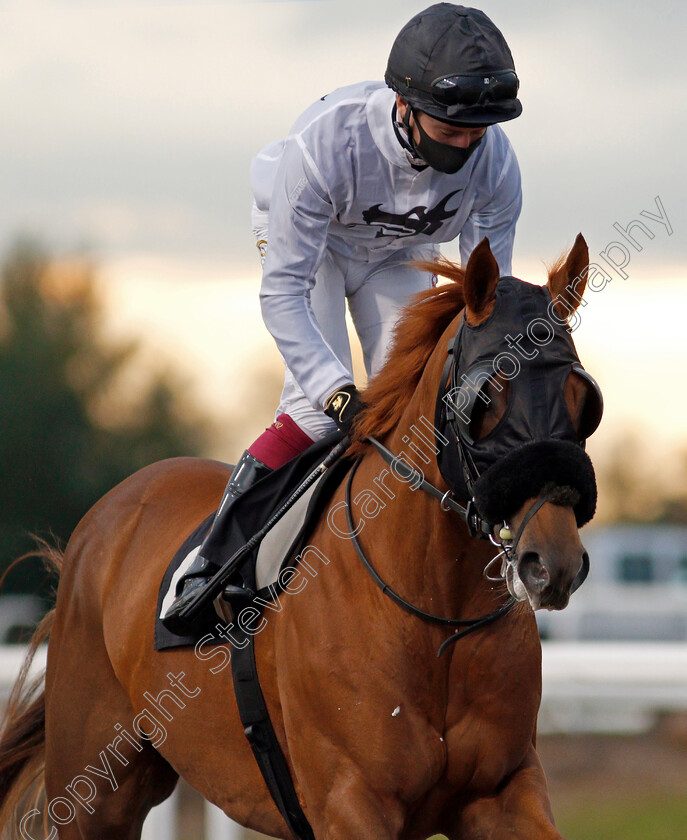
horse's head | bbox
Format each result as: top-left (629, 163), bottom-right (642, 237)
top-left (434, 235), bottom-right (603, 611)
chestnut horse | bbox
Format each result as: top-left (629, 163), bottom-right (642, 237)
top-left (0, 236), bottom-right (596, 840)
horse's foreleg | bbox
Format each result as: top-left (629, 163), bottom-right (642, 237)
top-left (450, 746), bottom-right (564, 840)
top-left (308, 771), bottom-right (405, 840)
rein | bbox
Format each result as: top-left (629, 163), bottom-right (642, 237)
top-left (345, 439), bottom-right (517, 658)
top-left (367, 437), bottom-right (492, 538)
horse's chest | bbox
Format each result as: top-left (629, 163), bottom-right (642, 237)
top-left (441, 685), bottom-right (538, 793)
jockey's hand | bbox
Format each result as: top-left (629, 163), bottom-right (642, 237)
top-left (324, 384), bottom-right (364, 437)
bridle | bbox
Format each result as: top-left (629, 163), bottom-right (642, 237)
top-left (343, 279), bottom-right (600, 656)
top-left (345, 436), bottom-right (587, 657)
top-left (432, 281), bottom-right (603, 518)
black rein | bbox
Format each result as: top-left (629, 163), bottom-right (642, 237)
top-left (344, 449), bottom-right (516, 657)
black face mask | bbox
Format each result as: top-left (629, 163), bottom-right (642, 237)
top-left (404, 106), bottom-right (483, 174)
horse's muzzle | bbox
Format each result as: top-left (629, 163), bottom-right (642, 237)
top-left (515, 547), bottom-right (590, 611)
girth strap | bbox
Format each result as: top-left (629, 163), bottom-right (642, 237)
top-left (230, 628), bottom-right (315, 840)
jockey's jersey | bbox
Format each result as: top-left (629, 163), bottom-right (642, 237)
top-left (252, 81), bottom-right (522, 409)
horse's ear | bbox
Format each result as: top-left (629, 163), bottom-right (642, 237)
top-left (464, 237), bottom-right (500, 324)
top-left (547, 233), bottom-right (589, 316)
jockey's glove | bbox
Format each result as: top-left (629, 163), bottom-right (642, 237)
top-left (324, 384), bottom-right (364, 437)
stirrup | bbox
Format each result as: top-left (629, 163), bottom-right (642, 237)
top-left (162, 575), bottom-right (214, 635)
top-left (163, 576), bottom-right (257, 636)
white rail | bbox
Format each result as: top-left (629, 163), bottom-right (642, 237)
top-left (539, 641), bottom-right (687, 733)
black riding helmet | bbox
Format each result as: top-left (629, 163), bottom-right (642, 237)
top-left (385, 4), bottom-right (522, 127)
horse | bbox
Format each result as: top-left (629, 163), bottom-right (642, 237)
top-left (0, 235), bottom-right (599, 840)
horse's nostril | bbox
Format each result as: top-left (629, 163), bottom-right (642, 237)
top-left (570, 550), bottom-right (590, 595)
top-left (519, 552), bottom-right (550, 594)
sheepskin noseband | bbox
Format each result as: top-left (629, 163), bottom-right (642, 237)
top-left (472, 439), bottom-right (597, 527)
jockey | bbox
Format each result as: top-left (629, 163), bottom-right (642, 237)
top-left (163, 3), bottom-right (523, 628)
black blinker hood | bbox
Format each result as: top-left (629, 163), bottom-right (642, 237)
top-left (434, 276), bottom-right (601, 527)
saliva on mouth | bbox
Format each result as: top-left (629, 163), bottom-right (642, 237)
top-left (505, 562), bottom-right (530, 604)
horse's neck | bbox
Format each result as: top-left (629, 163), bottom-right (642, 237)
top-left (358, 377), bottom-right (496, 621)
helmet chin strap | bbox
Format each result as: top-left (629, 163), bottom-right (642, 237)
top-left (391, 102), bottom-right (427, 167)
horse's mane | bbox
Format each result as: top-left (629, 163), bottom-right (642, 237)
top-left (351, 258), bottom-right (465, 451)
top-left (350, 250), bottom-right (572, 452)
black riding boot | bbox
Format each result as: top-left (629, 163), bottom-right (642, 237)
top-left (161, 450), bottom-right (271, 634)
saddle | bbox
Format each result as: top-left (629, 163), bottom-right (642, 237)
top-left (155, 432), bottom-right (350, 650)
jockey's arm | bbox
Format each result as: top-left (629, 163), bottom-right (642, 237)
top-left (258, 139), bottom-right (353, 411)
top-left (459, 134), bottom-right (522, 276)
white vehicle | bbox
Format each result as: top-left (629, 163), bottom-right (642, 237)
top-left (536, 524), bottom-right (687, 640)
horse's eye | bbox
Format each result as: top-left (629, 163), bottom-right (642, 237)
top-left (469, 377), bottom-right (510, 442)
top-left (579, 386), bottom-right (603, 440)
top-left (468, 383), bottom-right (491, 439)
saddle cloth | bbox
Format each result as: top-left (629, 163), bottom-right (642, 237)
top-left (154, 433), bottom-right (350, 651)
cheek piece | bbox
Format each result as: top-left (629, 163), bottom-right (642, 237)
top-left (404, 106), bottom-right (484, 174)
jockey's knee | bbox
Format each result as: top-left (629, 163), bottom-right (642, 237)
top-left (248, 413), bottom-right (318, 470)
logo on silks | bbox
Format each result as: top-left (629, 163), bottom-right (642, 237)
top-left (341, 189), bottom-right (463, 239)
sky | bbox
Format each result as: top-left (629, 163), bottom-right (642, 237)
top-left (1, 0), bottom-right (686, 463)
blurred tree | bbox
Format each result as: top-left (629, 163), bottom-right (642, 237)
top-left (654, 446), bottom-right (687, 524)
top-left (595, 432), bottom-right (687, 525)
top-left (0, 238), bottom-right (210, 599)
